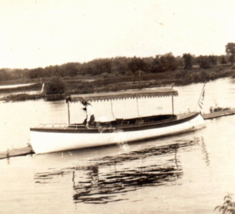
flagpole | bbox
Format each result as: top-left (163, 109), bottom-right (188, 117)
top-left (196, 82), bottom-right (206, 112)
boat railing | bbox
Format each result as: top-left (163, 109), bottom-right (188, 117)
top-left (37, 123), bottom-right (68, 128)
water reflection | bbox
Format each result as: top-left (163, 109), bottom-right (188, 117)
top-left (72, 163), bottom-right (180, 204)
top-left (34, 138), bottom-right (200, 205)
top-left (201, 137), bottom-right (210, 166)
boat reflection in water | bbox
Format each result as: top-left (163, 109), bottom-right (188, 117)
top-left (34, 138), bottom-right (200, 204)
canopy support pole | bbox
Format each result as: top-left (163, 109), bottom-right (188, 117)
top-left (111, 100), bottom-right (115, 119)
top-left (136, 98), bottom-right (140, 117)
top-left (67, 101), bottom-right (70, 125)
top-left (172, 95), bottom-right (174, 115)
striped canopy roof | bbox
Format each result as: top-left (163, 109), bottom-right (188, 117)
top-left (68, 88), bottom-right (178, 102)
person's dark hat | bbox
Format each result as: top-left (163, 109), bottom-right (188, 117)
top-left (65, 96), bottom-right (71, 103)
top-left (81, 100), bottom-right (87, 106)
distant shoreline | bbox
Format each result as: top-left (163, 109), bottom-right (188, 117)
top-left (1, 65), bottom-right (234, 102)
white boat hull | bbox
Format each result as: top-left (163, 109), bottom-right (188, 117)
top-left (30, 113), bottom-right (205, 154)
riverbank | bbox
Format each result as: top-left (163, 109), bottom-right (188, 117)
top-left (1, 65), bottom-right (235, 101)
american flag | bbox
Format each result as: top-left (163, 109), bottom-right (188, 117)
top-left (198, 84), bottom-right (206, 112)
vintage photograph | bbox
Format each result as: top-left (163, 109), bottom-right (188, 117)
top-left (0, 0), bottom-right (235, 213)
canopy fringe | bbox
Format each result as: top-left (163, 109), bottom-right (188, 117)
top-left (68, 88), bottom-right (178, 102)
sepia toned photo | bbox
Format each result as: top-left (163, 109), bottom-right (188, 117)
top-left (0, 0), bottom-right (235, 213)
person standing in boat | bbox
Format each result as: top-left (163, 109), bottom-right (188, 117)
top-left (82, 101), bottom-right (95, 128)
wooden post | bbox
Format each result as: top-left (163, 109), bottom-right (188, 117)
top-left (136, 97), bottom-right (140, 117)
top-left (111, 100), bottom-right (115, 119)
top-left (171, 84), bottom-right (175, 115)
top-left (67, 101), bottom-right (70, 125)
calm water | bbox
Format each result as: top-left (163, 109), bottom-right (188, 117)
top-left (1, 78), bottom-right (235, 214)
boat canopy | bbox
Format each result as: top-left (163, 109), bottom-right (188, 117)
top-left (67, 88), bottom-right (178, 102)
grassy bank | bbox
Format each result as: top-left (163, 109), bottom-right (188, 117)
top-left (2, 65), bottom-right (235, 101)
top-left (3, 93), bottom-right (44, 102)
top-left (64, 65), bottom-right (235, 94)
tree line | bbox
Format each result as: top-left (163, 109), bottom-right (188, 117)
top-left (0, 43), bottom-right (235, 82)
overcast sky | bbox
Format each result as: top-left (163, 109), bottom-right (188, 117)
top-left (0, 0), bottom-right (234, 69)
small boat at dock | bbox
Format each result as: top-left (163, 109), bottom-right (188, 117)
top-left (30, 88), bottom-right (205, 154)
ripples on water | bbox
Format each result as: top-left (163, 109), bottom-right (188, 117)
top-left (34, 138), bottom-right (199, 205)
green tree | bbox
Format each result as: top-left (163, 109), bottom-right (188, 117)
top-left (160, 53), bottom-right (177, 71)
top-left (29, 67), bottom-right (43, 79)
top-left (0, 69), bottom-right (10, 81)
top-left (175, 56), bottom-right (184, 68)
top-left (226, 42), bottom-right (235, 64)
top-left (151, 55), bottom-right (161, 73)
top-left (142, 57), bottom-right (154, 73)
top-left (219, 55), bottom-right (227, 64)
top-left (161, 53), bottom-right (178, 71)
top-left (88, 59), bottom-right (112, 75)
top-left (111, 57), bottom-right (130, 75)
top-left (60, 62), bottom-right (81, 77)
top-left (151, 53), bottom-right (177, 73)
top-left (45, 78), bottom-right (65, 95)
top-left (197, 56), bottom-right (212, 69)
top-left (128, 57), bottom-right (146, 73)
top-left (182, 53), bottom-right (193, 69)
top-left (208, 55), bottom-right (217, 65)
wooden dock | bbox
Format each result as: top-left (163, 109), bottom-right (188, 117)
top-left (1, 109), bottom-right (235, 160)
top-left (202, 108), bottom-right (235, 120)
top-left (0, 146), bottom-right (33, 160)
